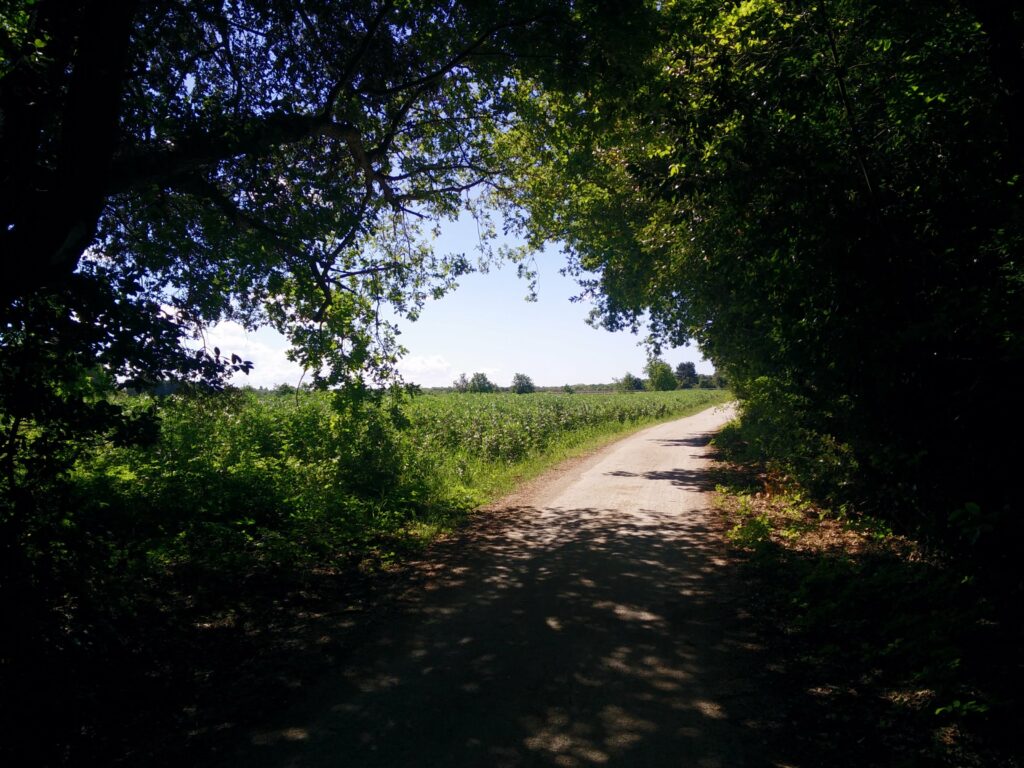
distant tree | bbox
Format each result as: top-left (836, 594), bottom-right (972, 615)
top-left (467, 372), bottom-right (497, 393)
top-left (712, 371), bottom-right (729, 389)
top-left (510, 373), bottom-right (535, 394)
top-left (615, 372), bottom-right (644, 392)
top-left (674, 362), bottom-right (698, 389)
top-left (696, 374), bottom-right (716, 389)
top-left (562, 384), bottom-right (575, 394)
top-left (645, 359), bottom-right (677, 391)
top-left (453, 373), bottom-right (470, 393)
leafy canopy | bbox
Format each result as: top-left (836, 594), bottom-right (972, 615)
top-left (495, 0), bottom-right (1024, 549)
top-left (510, 373), bottom-right (536, 394)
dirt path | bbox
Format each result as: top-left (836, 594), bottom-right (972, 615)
top-left (232, 404), bottom-right (786, 767)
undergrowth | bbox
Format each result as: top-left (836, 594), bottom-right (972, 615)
top-left (711, 422), bottom-right (1022, 768)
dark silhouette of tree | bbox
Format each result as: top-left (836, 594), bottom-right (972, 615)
top-left (467, 372), bottom-right (497, 393)
top-left (674, 362), bottom-right (698, 389)
top-left (511, 373), bottom-right (535, 394)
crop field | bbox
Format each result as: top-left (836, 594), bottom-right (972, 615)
top-left (408, 390), bottom-right (726, 462)
top-left (72, 388), bottom-right (729, 572)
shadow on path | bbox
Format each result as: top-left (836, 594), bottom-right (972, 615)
top-left (239, 494), bottom-right (788, 767)
top-left (649, 434), bottom-right (714, 449)
top-left (604, 469), bottom-right (716, 492)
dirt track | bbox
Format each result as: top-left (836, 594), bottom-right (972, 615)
top-left (233, 403), bottom-right (787, 767)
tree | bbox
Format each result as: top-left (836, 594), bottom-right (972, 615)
top-left (645, 358), bottom-right (677, 391)
top-left (510, 373), bottom-right (535, 394)
top-left (615, 372), bottom-right (644, 392)
top-left (0, 1), bottom-right (605, 475)
top-left (452, 373), bottom-right (470, 393)
top-left (467, 372), bottom-right (497, 393)
top-left (0, 6), bottom-right (628, 753)
top-left (498, 0), bottom-right (1024, 554)
top-left (674, 362), bottom-right (698, 389)
top-left (0, 0), bottom-right (666, 572)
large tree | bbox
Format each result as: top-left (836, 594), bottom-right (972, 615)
top-left (645, 358), bottom-right (676, 391)
top-left (1, 0), bottom-right (628, 494)
top-left (510, 372), bottom-right (535, 394)
top-left (497, 0), bottom-right (1023, 553)
top-left (1, 2), bottom-right (642, 731)
top-left (674, 361), bottom-right (697, 389)
top-left (2, 0), bottom-right (547, 382)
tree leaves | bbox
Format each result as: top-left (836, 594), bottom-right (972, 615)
top-left (499, 0), bottom-right (1024, 550)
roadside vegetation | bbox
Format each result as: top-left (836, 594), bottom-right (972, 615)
top-left (711, 422), bottom-right (1022, 768)
top-left (2, 387), bottom-right (727, 766)
top-left (497, 0), bottom-right (1022, 575)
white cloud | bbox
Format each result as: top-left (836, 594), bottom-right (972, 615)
top-left (397, 354), bottom-right (454, 387)
top-left (204, 322), bottom-right (306, 389)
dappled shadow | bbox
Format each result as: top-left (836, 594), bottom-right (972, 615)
top-left (230, 498), bottom-right (789, 767)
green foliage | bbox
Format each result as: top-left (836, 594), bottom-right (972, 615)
top-left (466, 372), bottom-right (497, 393)
top-left (674, 361), bottom-right (697, 388)
top-left (644, 358), bottom-right (677, 391)
top-left (615, 371), bottom-right (645, 392)
top-left (510, 373), bottom-right (536, 394)
top-left (498, 0), bottom-right (1024, 562)
top-left (716, 378), bottom-right (859, 505)
top-left (724, 494), bottom-right (773, 551)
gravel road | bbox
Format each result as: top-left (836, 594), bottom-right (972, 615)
top-left (235, 403), bottom-right (786, 767)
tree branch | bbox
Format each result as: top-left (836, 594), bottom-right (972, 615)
top-left (177, 175), bottom-right (335, 313)
top-left (357, 17), bottom-right (534, 98)
top-left (108, 112), bottom-right (333, 193)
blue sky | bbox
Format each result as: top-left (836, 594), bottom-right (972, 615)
top-left (208, 214), bottom-right (713, 388)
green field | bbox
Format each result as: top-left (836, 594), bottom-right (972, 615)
top-left (72, 388), bottom-right (730, 575)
